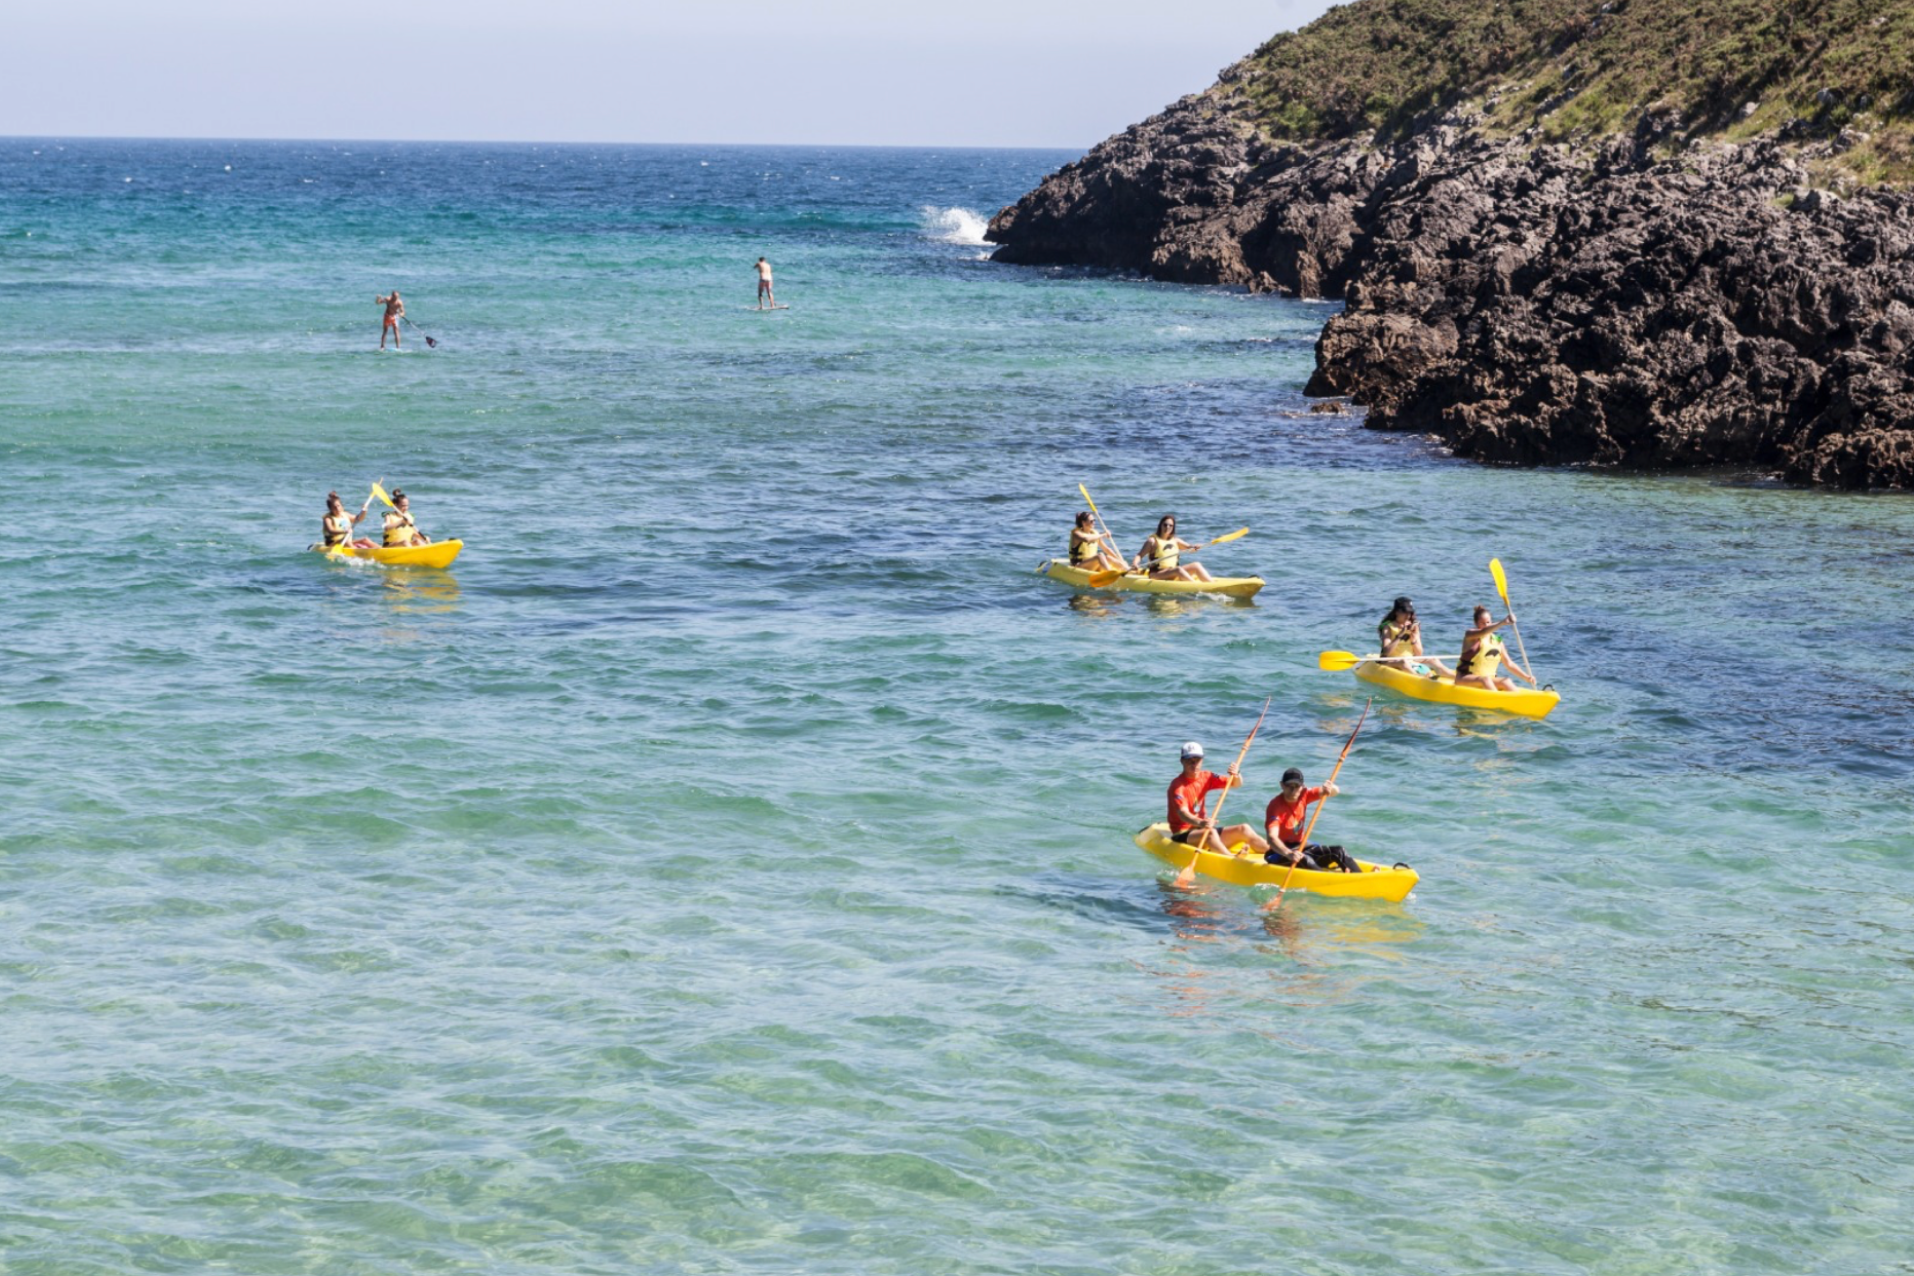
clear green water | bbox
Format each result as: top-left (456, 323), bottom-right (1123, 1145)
top-left (2, 139), bottom-right (1911, 1275)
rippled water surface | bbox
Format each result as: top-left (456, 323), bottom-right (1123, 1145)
top-left (3, 139), bottom-right (1912, 1275)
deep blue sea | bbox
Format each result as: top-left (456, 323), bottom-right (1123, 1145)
top-left (2, 138), bottom-right (1911, 1274)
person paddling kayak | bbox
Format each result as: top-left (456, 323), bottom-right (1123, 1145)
top-left (1262, 767), bottom-right (1362, 873)
top-left (1378, 596), bottom-right (1451, 678)
top-left (321, 491), bottom-right (375, 550)
top-left (1135, 514), bottom-right (1214, 583)
top-left (1455, 604), bottom-right (1536, 692)
top-left (1168, 741), bottom-right (1270, 857)
top-left (1068, 511), bottom-right (1124, 573)
top-left (376, 290), bottom-right (404, 349)
top-left (382, 489), bottom-right (432, 548)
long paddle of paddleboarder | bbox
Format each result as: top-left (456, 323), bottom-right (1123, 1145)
top-left (1263, 698), bottom-right (1370, 912)
top-left (1171, 697), bottom-right (1271, 889)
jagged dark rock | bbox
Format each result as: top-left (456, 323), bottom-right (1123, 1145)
top-left (986, 32), bottom-right (1914, 490)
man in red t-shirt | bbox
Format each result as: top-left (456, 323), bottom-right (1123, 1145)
top-left (1167, 741), bottom-right (1270, 857)
top-left (1262, 766), bottom-right (1361, 872)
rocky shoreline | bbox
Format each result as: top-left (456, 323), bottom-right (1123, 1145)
top-left (987, 89), bottom-right (1914, 490)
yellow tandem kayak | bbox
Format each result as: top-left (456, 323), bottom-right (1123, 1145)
top-left (1135, 822), bottom-right (1419, 902)
top-left (316, 539), bottom-right (464, 569)
top-left (1040, 560), bottom-right (1263, 599)
top-left (1352, 659), bottom-right (1559, 719)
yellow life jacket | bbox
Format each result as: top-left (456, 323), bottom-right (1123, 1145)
top-left (1379, 618), bottom-right (1414, 657)
top-left (323, 513), bottom-right (351, 547)
top-left (1147, 535), bottom-right (1178, 571)
top-left (1460, 632), bottom-right (1504, 679)
top-left (1069, 528), bottom-right (1100, 565)
top-left (384, 512), bottom-right (417, 547)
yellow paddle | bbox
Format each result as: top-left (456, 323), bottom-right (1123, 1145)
top-left (369, 479), bottom-right (394, 509)
top-left (1088, 527), bottom-right (1249, 588)
top-left (1317, 649), bottom-right (1464, 673)
top-left (1489, 558), bottom-right (1535, 680)
top-left (1172, 696), bottom-right (1270, 888)
top-left (1076, 483), bottom-right (1126, 578)
top-left (1264, 698), bottom-right (1370, 912)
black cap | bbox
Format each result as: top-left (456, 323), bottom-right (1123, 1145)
top-left (1282, 767), bottom-right (1304, 784)
top-left (1394, 596), bottom-right (1414, 610)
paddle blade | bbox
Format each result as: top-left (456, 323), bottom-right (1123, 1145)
top-left (1209, 527), bottom-right (1250, 546)
top-left (370, 482), bottom-right (395, 508)
top-left (1173, 857), bottom-right (1198, 888)
top-left (1084, 568), bottom-right (1124, 588)
top-left (1490, 557), bottom-right (1510, 606)
top-left (1077, 483), bottom-right (1095, 511)
top-left (1317, 650), bottom-right (1363, 672)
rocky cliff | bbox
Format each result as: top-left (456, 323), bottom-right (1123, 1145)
top-left (986, 0), bottom-right (1914, 489)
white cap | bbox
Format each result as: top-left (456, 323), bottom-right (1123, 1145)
top-left (1179, 741), bottom-right (1204, 759)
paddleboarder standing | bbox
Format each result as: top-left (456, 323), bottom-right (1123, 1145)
top-left (376, 290), bottom-right (405, 349)
top-left (755, 257), bottom-right (774, 309)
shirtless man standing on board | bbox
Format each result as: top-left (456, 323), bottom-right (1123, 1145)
top-left (376, 291), bottom-right (404, 349)
top-left (755, 257), bottom-right (774, 310)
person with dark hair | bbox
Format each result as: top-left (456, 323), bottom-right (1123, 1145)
top-left (1262, 767), bottom-right (1362, 873)
top-left (1135, 514), bottom-right (1214, 583)
top-left (381, 489), bottom-right (432, 548)
top-left (1455, 604), bottom-right (1535, 692)
top-left (1378, 596), bottom-right (1451, 678)
top-left (376, 290), bottom-right (404, 349)
top-left (321, 491), bottom-right (374, 550)
top-left (1067, 510), bottom-right (1123, 572)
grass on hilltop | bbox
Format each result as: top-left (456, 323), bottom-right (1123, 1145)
top-left (1229, 0), bottom-right (1914, 182)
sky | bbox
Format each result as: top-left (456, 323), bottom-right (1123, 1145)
top-left (1, 0), bottom-right (1343, 148)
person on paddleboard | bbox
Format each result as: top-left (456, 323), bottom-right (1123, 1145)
top-left (382, 489), bottom-right (432, 547)
top-left (1135, 514), bottom-right (1215, 583)
top-left (755, 257), bottom-right (775, 309)
top-left (1263, 767), bottom-right (1362, 873)
top-left (376, 290), bottom-right (405, 349)
top-left (1068, 511), bottom-right (1124, 573)
top-left (1454, 604), bottom-right (1535, 692)
top-left (1378, 596), bottom-right (1452, 678)
top-left (321, 491), bottom-right (376, 550)
top-left (1168, 741), bottom-right (1269, 857)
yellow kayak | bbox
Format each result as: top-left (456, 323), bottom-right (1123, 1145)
top-left (1134, 822), bottom-right (1418, 902)
top-left (1041, 560), bottom-right (1263, 599)
top-left (316, 539), bottom-right (464, 569)
top-left (1352, 659), bottom-right (1559, 719)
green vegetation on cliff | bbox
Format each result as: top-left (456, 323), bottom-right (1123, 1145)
top-left (1231, 0), bottom-right (1914, 180)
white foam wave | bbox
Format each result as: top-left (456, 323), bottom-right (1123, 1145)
top-left (920, 205), bottom-right (991, 246)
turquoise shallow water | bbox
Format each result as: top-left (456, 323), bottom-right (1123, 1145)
top-left (3, 139), bottom-right (1912, 1274)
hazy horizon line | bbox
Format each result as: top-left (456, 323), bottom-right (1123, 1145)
top-left (3, 132), bottom-right (1089, 154)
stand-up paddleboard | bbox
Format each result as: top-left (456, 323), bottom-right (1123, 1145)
top-left (745, 304), bottom-right (791, 311)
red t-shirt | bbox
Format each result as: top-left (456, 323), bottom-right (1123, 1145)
top-left (1167, 769), bottom-right (1230, 832)
top-left (1264, 785), bottom-right (1326, 845)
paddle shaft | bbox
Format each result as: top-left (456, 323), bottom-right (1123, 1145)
top-left (1135, 529), bottom-right (1245, 572)
top-left (1174, 697), bottom-right (1270, 883)
top-left (1076, 484), bottom-right (1125, 566)
top-left (1270, 699), bottom-right (1370, 904)
top-left (1492, 559), bottom-right (1536, 680)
